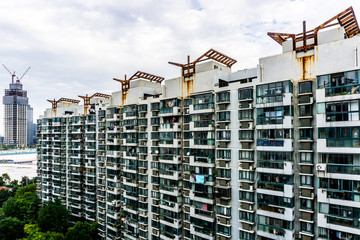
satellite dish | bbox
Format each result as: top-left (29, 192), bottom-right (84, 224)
top-left (155, 150), bottom-right (159, 154)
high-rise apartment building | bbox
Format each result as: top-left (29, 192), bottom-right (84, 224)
top-left (37, 7), bottom-right (360, 240)
top-left (3, 76), bottom-right (34, 146)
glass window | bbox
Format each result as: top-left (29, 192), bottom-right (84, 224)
top-left (317, 75), bottom-right (330, 89)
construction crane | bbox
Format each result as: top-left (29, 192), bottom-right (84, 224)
top-left (78, 92), bottom-right (111, 116)
top-left (2, 64), bottom-right (31, 84)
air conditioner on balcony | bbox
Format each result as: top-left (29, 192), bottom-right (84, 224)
top-left (316, 164), bottom-right (326, 171)
top-left (249, 103), bottom-right (253, 108)
top-left (239, 163), bottom-right (242, 168)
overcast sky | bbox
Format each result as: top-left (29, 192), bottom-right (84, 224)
top-left (1, 0), bottom-right (360, 135)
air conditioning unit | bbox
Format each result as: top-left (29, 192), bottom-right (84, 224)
top-left (239, 163), bottom-right (242, 168)
top-left (249, 103), bottom-right (253, 108)
top-left (316, 164), bottom-right (326, 171)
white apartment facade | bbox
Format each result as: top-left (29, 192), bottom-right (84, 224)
top-left (37, 7), bottom-right (360, 240)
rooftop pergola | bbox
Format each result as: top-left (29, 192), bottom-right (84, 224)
top-left (168, 48), bottom-right (237, 78)
top-left (268, 6), bottom-right (360, 52)
top-left (113, 71), bottom-right (164, 92)
top-left (47, 98), bottom-right (80, 110)
top-left (78, 92), bottom-right (111, 116)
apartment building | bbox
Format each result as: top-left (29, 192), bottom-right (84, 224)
top-left (37, 7), bottom-right (360, 240)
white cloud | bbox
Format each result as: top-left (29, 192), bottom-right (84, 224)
top-left (1, 0), bottom-right (360, 135)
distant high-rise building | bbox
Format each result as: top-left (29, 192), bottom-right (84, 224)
top-left (3, 76), bottom-right (34, 146)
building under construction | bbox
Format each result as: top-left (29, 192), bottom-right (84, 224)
top-left (37, 7), bottom-right (360, 240)
top-left (3, 66), bottom-right (35, 146)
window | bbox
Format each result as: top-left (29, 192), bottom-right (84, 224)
top-left (317, 70), bottom-right (360, 96)
top-left (325, 100), bottom-right (360, 122)
top-left (238, 88), bottom-right (253, 100)
top-left (256, 80), bottom-right (292, 104)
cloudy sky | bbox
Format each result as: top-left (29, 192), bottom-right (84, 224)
top-left (1, 0), bottom-right (360, 135)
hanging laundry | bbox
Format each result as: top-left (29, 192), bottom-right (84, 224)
top-left (201, 203), bottom-right (208, 211)
top-left (196, 175), bottom-right (205, 184)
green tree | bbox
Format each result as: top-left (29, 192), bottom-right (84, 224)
top-left (0, 217), bottom-right (25, 240)
top-left (2, 184), bottom-right (40, 222)
top-left (65, 221), bottom-right (98, 240)
top-left (21, 176), bottom-right (30, 187)
top-left (0, 176), bottom-right (4, 186)
top-left (0, 188), bottom-right (11, 207)
top-left (38, 200), bottom-right (70, 233)
top-left (2, 173), bottom-right (10, 185)
top-left (9, 179), bottom-right (19, 193)
top-left (23, 224), bottom-right (64, 240)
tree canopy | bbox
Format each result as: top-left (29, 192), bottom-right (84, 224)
top-left (0, 217), bottom-right (25, 240)
top-left (64, 221), bottom-right (98, 240)
top-left (2, 184), bottom-right (40, 222)
top-left (37, 200), bottom-right (70, 233)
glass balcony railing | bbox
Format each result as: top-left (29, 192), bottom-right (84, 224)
top-left (325, 84), bottom-right (360, 97)
top-left (257, 139), bottom-right (284, 147)
top-left (194, 139), bottom-right (215, 146)
top-left (194, 103), bottom-right (214, 110)
top-left (257, 160), bottom-right (285, 170)
top-left (257, 181), bottom-right (285, 192)
top-left (257, 224), bottom-right (285, 237)
top-left (194, 120), bottom-right (214, 127)
top-left (326, 164), bottom-right (360, 174)
top-left (325, 190), bottom-right (360, 202)
top-left (327, 139), bottom-right (360, 148)
top-left (160, 107), bottom-right (174, 114)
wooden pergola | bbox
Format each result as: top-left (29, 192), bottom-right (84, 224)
top-left (268, 7), bottom-right (360, 52)
top-left (113, 71), bottom-right (164, 92)
top-left (47, 97), bottom-right (80, 116)
top-left (78, 92), bottom-right (111, 116)
top-left (168, 48), bottom-right (237, 78)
